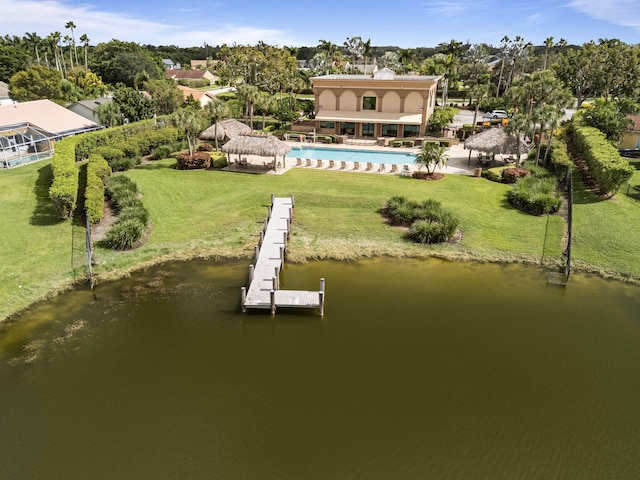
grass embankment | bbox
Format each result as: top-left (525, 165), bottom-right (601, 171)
top-left (571, 166), bottom-right (640, 279)
top-left (0, 157), bottom-right (591, 322)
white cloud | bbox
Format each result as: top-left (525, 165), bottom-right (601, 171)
top-left (422, 1), bottom-right (471, 17)
top-left (0, 0), bottom-right (295, 46)
top-left (568, 0), bottom-right (640, 29)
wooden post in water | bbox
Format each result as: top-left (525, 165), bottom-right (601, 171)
top-left (241, 287), bottom-right (247, 312)
top-left (286, 217), bottom-right (290, 236)
top-left (274, 266), bottom-right (280, 286)
top-left (319, 278), bottom-right (325, 316)
top-left (282, 231), bottom-right (287, 249)
top-left (280, 246), bottom-right (285, 261)
top-left (260, 230), bottom-right (264, 246)
top-left (272, 276), bottom-right (278, 291)
top-left (254, 246), bottom-right (260, 263)
top-left (249, 264), bottom-right (254, 282)
top-left (270, 289), bottom-right (276, 314)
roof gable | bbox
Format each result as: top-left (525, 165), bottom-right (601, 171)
top-left (0, 99), bottom-right (99, 135)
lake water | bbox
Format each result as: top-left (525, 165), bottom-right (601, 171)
top-left (1, 258), bottom-right (640, 479)
top-left (286, 146), bottom-right (416, 165)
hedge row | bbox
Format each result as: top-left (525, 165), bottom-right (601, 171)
top-left (573, 126), bottom-right (634, 195)
top-left (85, 154), bottom-right (111, 224)
top-left (74, 118), bottom-right (181, 162)
top-left (48, 138), bottom-right (79, 219)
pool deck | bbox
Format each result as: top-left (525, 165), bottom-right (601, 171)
top-left (222, 142), bottom-right (477, 176)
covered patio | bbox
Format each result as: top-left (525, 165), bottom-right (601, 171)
top-left (464, 127), bottom-right (530, 166)
top-left (221, 134), bottom-right (292, 174)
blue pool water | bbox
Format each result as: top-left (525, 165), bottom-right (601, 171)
top-left (286, 146), bottom-right (416, 165)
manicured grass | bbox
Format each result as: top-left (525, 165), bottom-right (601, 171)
top-left (3, 156), bottom-right (628, 322)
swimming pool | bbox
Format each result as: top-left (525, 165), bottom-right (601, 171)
top-left (286, 146), bottom-right (416, 165)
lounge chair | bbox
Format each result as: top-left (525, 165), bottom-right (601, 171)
top-left (296, 158), bottom-right (302, 167)
top-left (317, 159), bottom-right (323, 168)
top-left (390, 164), bottom-right (398, 174)
top-left (340, 161), bottom-right (347, 170)
top-left (365, 162), bottom-right (373, 171)
top-left (305, 158), bottom-right (312, 167)
top-left (400, 165), bottom-right (411, 176)
top-left (379, 164), bottom-right (386, 173)
top-left (353, 161), bottom-right (360, 170)
top-left (328, 160), bottom-right (335, 169)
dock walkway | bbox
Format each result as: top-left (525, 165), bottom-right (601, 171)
top-left (241, 195), bottom-right (325, 315)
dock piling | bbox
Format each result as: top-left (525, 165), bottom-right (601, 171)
top-left (241, 287), bottom-right (247, 312)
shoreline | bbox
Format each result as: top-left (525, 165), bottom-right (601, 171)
top-left (4, 244), bottom-right (640, 325)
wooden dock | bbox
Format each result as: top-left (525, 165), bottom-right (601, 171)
top-left (241, 194), bottom-right (325, 315)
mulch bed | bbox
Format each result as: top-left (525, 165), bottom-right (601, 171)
top-left (412, 172), bottom-right (444, 180)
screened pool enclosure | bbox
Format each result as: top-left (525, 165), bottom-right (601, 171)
top-left (0, 123), bottom-right (54, 168)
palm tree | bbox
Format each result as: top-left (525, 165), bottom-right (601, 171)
top-left (255, 94), bottom-right (278, 131)
top-left (96, 101), bottom-right (123, 128)
top-left (496, 35), bottom-right (510, 96)
top-left (505, 113), bottom-right (530, 164)
top-left (362, 38), bottom-right (372, 75)
top-left (48, 31), bottom-right (62, 72)
top-left (318, 39), bottom-right (338, 74)
top-left (172, 108), bottom-right (202, 156)
top-left (415, 142), bottom-right (448, 175)
top-left (79, 33), bottom-right (89, 69)
top-left (397, 48), bottom-right (415, 74)
top-left (24, 32), bottom-right (41, 64)
top-left (543, 36), bottom-right (554, 70)
top-left (65, 21), bottom-right (79, 67)
top-left (63, 35), bottom-right (73, 70)
top-left (203, 99), bottom-right (229, 151)
top-left (236, 83), bottom-right (261, 130)
top-left (468, 82), bottom-right (489, 136)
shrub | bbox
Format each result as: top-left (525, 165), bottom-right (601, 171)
top-left (92, 146), bottom-right (125, 168)
top-left (118, 203), bottom-right (149, 225)
top-left (197, 143), bottom-right (214, 152)
top-left (573, 125), bottom-right (634, 195)
top-left (547, 140), bottom-right (573, 178)
top-left (176, 151), bottom-right (211, 169)
top-left (508, 176), bottom-right (562, 215)
top-left (152, 145), bottom-right (173, 160)
top-left (386, 196), bottom-right (459, 243)
top-left (84, 154), bottom-right (111, 224)
top-left (104, 218), bottom-right (146, 250)
top-left (49, 138), bottom-right (78, 219)
top-left (409, 212), bottom-right (459, 244)
top-left (484, 166), bottom-right (509, 183)
top-left (211, 153), bottom-right (228, 169)
top-left (112, 141), bottom-right (140, 160)
top-left (502, 167), bottom-right (530, 184)
top-left (109, 157), bottom-right (136, 172)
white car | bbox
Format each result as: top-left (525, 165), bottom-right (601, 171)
top-left (484, 109), bottom-right (509, 120)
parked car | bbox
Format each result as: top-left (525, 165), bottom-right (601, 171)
top-left (483, 109), bottom-right (509, 120)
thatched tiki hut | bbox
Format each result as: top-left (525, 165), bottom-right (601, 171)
top-left (221, 134), bottom-right (291, 172)
top-left (464, 127), bottom-right (530, 164)
top-left (200, 119), bottom-right (252, 145)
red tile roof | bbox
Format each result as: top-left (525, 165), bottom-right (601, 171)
top-left (627, 114), bottom-right (640, 132)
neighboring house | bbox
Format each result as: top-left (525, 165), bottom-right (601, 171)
top-left (176, 85), bottom-right (216, 108)
top-left (191, 59), bottom-right (220, 70)
top-left (0, 99), bottom-right (102, 168)
top-left (620, 114), bottom-right (640, 150)
top-left (312, 68), bottom-right (440, 138)
top-left (165, 69), bottom-right (218, 85)
top-left (67, 97), bottom-right (112, 125)
top-left (349, 63), bottom-right (379, 75)
top-left (162, 58), bottom-right (181, 70)
top-left (0, 81), bottom-right (15, 105)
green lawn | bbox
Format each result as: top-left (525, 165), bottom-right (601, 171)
top-left (2, 156), bottom-right (628, 322)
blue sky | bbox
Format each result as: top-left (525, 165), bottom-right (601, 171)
top-left (1, 0), bottom-right (639, 49)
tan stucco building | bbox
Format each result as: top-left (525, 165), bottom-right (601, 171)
top-left (312, 68), bottom-right (440, 138)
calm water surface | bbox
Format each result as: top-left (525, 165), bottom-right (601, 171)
top-left (1, 258), bottom-right (640, 479)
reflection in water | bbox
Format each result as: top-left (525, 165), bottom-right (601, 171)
top-left (1, 258), bottom-right (640, 479)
